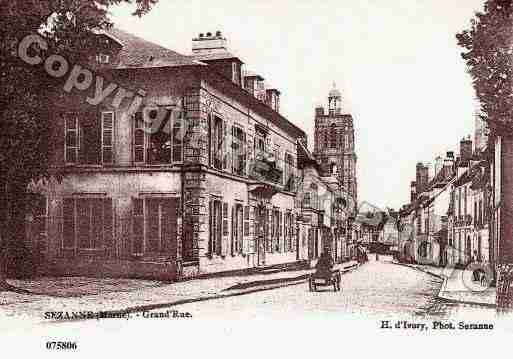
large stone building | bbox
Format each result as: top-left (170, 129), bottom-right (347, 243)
top-left (313, 84), bottom-right (358, 203)
top-left (22, 29), bottom-right (353, 280)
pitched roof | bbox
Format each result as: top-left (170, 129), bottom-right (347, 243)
top-left (297, 140), bottom-right (319, 169)
top-left (429, 165), bottom-right (455, 190)
top-left (104, 28), bottom-right (201, 69)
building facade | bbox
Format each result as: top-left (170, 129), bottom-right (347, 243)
top-left (23, 29), bottom-right (353, 280)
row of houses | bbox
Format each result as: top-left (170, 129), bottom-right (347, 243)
top-left (14, 29), bottom-right (358, 280)
top-left (397, 116), bottom-right (493, 276)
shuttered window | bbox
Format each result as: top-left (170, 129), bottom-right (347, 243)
top-left (101, 111), bottom-right (114, 164)
top-left (64, 113), bottom-right (79, 164)
top-left (290, 214), bottom-right (296, 252)
top-left (134, 112), bottom-right (146, 163)
top-left (211, 117), bottom-right (224, 170)
top-left (133, 108), bottom-right (183, 164)
top-left (209, 199), bottom-right (223, 256)
top-left (172, 114), bottom-right (183, 163)
top-left (132, 197), bottom-right (178, 255)
top-left (277, 210), bottom-right (282, 252)
top-left (62, 197), bottom-right (113, 250)
top-left (231, 204), bottom-right (244, 255)
top-left (232, 126), bottom-right (246, 176)
top-left (64, 112), bottom-right (114, 165)
top-left (222, 122), bottom-right (229, 171)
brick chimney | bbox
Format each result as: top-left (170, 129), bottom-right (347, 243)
top-left (266, 88), bottom-right (281, 112)
top-left (460, 137), bottom-right (473, 161)
top-left (243, 71), bottom-right (264, 97)
top-left (192, 31), bottom-right (227, 56)
top-left (434, 156), bottom-right (443, 176)
top-left (416, 162), bottom-right (429, 194)
top-left (444, 151), bottom-right (454, 172)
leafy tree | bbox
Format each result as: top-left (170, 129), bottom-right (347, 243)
top-left (0, 0), bottom-right (158, 290)
top-left (456, 0), bottom-right (513, 134)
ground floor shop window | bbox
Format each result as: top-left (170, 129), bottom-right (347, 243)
top-left (132, 197), bottom-right (178, 255)
top-left (271, 209), bottom-right (281, 252)
top-left (63, 197), bottom-right (113, 250)
top-left (308, 228), bottom-right (318, 259)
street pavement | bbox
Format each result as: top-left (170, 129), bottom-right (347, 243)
top-left (158, 256), bottom-right (497, 320)
top-left (0, 256), bottom-right (497, 327)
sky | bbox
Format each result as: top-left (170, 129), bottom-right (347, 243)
top-left (110, 0), bottom-right (485, 210)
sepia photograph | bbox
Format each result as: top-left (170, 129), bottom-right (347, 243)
top-left (1, 0), bottom-right (513, 356)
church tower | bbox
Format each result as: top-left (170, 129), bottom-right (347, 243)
top-left (313, 83), bottom-right (358, 203)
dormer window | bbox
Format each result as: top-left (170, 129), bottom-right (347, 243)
top-left (97, 53), bottom-right (110, 64)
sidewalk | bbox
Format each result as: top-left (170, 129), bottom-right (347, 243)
top-left (0, 260), bottom-right (360, 322)
top-left (392, 261), bottom-right (496, 308)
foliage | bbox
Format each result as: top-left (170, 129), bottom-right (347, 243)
top-left (0, 0), bottom-right (158, 282)
top-left (457, 0), bottom-right (513, 133)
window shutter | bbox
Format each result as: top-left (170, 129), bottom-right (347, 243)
top-left (64, 114), bottom-right (79, 164)
top-left (63, 198), bottom-right (75, 248)
top-left (172, 113), bottom-right (183, 163)
top-left (243, 205), bottom-right (250, 236)
top-left (208, 199), bottom-right (213, 255)
top-left (101, 112), bottom-right (114, 165)
top-left (231, 205), bottom-right (235, 256)
top-left (241, 131), bottom-right (247, 176)
top-left (231, 126), bottom-right (236, 173)
top-left (267, 209), bottom-right (272, 252)
top-left (246, 134), bottom-right (253, 176)
top-left (133, 112), bottom-right (145, 164)
top-left (132, 198), bottom-right (144, 254)
top-left (278, 211), bottom-right (282, 252)
top-left (221, 121), bottom-right (227, 170)
top-left (103, 198), bottom-right (114, 257)
top-left (161, 199), bottom-right (177, 255)
top-left (242, 206), bottom-right (249, 254)
top-left (221, 202), bottom-right (229, 256)
top-left (209, 116), bottom-right (215, 167)
top-left (291, 214), bottom-right (296, 252)
top-left (283, 213), bottom-right (288, 252)
top-left (222, 122), bottom-right (230, 170)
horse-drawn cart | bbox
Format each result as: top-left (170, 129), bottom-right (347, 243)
top-left (309, 269), bottom-right (341, 292)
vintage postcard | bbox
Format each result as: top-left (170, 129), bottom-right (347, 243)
top-left (1, 0), bottom-right (513, 356)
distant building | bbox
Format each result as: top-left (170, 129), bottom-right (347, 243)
top-left (313, 84), bottom-right (358, 203)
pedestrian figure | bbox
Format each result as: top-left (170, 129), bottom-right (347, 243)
top-left (315, 251), bottom-right (334, 277)
top-left (375, 253), bottom-right (379, 261)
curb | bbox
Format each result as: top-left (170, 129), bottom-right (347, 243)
top-left (391, 261), bottom-right (496, 309)
top-left (437, 276), bottom-right (496, 309)
top-left (47, 262), bottom-right (363, 324)
top-left (391, 261), bottom-right (444, 280)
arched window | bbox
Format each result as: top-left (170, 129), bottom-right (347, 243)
top-left (330, 124), bottom-right (337, 149)
top-left (330, 163), bottom-right (337, 175)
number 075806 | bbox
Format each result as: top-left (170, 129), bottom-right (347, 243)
top-left (45, 341), bottom-right (77, 350)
